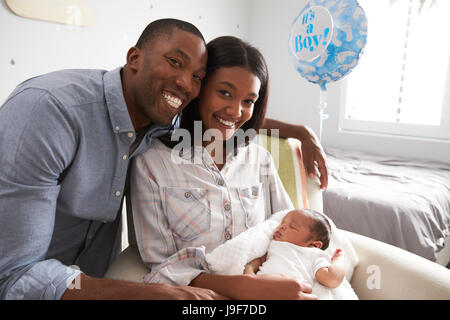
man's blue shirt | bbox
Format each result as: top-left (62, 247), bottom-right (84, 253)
top-left (0, 67), bottom-right (178, 299)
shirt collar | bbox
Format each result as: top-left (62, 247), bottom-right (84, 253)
top-left (103, 67), bottom-right (135, 134)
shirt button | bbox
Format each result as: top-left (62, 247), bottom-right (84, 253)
top-left (128, 132), bottom-right (134, 138)
top-left (115, 191), bottom-right (121, 197)
top-left (217, 178), bottom-right (224, 186)
top-left (184, 192), bottom-right (191, 198)
top-left (115, 126), bottom-right (120, 131)
top-left (224, 204), bottom-right (231, 211)
top-left (122, 154), bottom-right (128, 160)
top-left (102, 220), bottom-right (107, 223)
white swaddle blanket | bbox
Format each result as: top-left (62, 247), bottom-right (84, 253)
top-left (205, 209), bottom-right (359, 300)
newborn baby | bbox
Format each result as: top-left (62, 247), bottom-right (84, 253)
top-left (244, 209), bottom-right (346, 293)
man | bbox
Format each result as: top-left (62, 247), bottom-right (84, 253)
top-left (0, 19), bottom-right (326, 300)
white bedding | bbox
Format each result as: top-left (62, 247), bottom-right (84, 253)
top-left (323, 147), bottom-right (450, 261)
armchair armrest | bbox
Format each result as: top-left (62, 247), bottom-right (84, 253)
top-left (104, 246), bottom-right (147, 283)
top-left (343, 230), bottom-right (450, 300)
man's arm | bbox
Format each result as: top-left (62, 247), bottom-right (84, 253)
top-left (61, 274), bottom-right (227, 300)
top-left (0, 89), bottom-right (82, 299)
top-left (261, 118), bottom-right (328, 189)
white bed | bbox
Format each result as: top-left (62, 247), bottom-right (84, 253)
top-left (323, 147), bottom-right (450, 266)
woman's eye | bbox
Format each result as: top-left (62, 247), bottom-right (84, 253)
top-left (193, 74), bottom-right (203, 82)
top-left (244, 99), bottom-right (256, 106)
top-left (219, 90), bottom-right (231, 97)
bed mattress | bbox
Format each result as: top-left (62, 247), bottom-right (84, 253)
top-left (323, 148), bottom-right (450, 263)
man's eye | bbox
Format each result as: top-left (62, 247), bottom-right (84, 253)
top-left (168, 58), bottom-right (181, 67)
top-left (193, 74), bottom-right (203, 82)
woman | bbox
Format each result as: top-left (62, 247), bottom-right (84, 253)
top-left (130, 36), bottom-right (315, 299)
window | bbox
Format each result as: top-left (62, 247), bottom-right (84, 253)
top-left (341, 0), bottom-right (450, 140)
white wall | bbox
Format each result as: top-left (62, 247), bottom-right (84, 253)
top-left (0, 0), bottom-right (251, 104)
top-left (1, 0), bottom-right (449, 163)
top-left (248, 0), bottom-right (450, 164)
top-left (249, 0), bottom-right (320, 133)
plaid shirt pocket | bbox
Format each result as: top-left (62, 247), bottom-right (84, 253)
top-left (162, 187), bottom-right (211, 241)
top-left (238, 183), bottom-right (266, 228)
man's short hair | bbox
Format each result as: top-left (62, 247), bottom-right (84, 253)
top-left (135, 18), bottom-right (205, 49)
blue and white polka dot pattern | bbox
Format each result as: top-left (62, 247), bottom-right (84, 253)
top-left (289, 0), bottom-right (367, 90)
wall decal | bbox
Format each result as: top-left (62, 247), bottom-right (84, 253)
top-left (5, 0), bottom-right (95, 27)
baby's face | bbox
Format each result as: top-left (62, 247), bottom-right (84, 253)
top-left (273, 210), bottom-right (315, 247)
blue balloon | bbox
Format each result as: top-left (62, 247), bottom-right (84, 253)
top-left (288, 0), bottom-right (367, 90)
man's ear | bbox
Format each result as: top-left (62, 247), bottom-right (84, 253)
top-left (311, 241), bottom-right (323, 249)
top-left (126, 46), bottom-right (142, 72)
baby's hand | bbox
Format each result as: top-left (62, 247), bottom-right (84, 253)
top-left (331, 249), bottom-right (343, 262)
top-left (244, 254), bottom-right (267, 275)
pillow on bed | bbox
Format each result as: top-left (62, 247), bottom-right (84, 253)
top-left (205, 209), bottom-right (359, 281)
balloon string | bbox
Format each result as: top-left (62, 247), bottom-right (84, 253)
top-left (318, 88), bottom-right (328, 142)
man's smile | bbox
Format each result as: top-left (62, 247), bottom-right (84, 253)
top-left (162, 90), bottom-right (184, 109)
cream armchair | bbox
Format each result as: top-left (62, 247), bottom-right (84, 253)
top-left (105, 137), bottom-right (450, 299)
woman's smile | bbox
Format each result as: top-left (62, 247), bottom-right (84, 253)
top-left (213, 115), bottom-right (238, 128)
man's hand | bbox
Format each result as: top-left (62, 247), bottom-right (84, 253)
top-left (297, 125), bottom-right (328, 189)
top-left (261, 119), bottom-right (328, 189)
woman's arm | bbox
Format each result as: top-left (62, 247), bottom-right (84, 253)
top-left (190, 272), bottom-right (317, 300)
top-left (191, 254), bottom-right (315, 299)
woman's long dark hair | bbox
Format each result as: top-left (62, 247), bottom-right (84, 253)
top-left (161, 36), bottom-right (269, 151)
